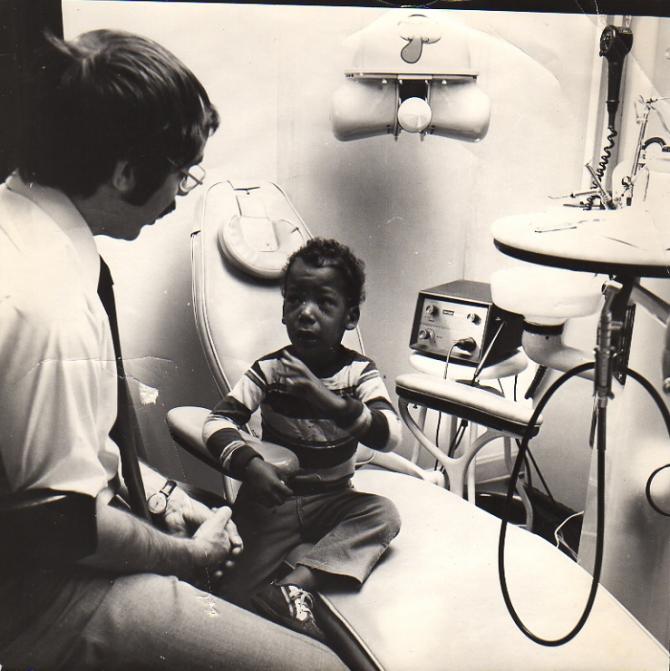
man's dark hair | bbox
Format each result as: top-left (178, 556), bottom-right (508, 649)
top-left (282, 237), bottom-right (366, 308)
top-left (18, 30), bottom-right (219, 203)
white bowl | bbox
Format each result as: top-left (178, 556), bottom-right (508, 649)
top-left (491, 267), bottom-right (604, 325)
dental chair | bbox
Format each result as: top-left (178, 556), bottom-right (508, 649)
top-left (166, 177), bottom-right (668, 670)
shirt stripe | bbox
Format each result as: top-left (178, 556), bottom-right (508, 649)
top-left (203, 345), bottom-right (402, 479)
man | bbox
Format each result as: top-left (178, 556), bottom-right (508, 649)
top-left (0, 29), bottom-right (346, 670)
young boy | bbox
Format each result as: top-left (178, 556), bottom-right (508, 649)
top-left (203, 237), bottom-right (402, 642)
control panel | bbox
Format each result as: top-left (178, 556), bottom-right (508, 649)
top-left (410, 280), bottom-right (523, 367)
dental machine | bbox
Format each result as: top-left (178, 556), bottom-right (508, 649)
top-left (409, 280), bottom-right (523, 368)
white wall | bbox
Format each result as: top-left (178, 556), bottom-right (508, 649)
top-left (62, 2), bottom-right (598, 501)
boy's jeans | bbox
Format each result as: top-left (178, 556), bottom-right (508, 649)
top-left (221, 482), bottom-right (401, 608)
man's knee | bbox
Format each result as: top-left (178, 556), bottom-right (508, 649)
top-left (379, 495), bottom-right (401, 538)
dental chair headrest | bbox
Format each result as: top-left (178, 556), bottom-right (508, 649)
top-left (218, 213), bottom-right (307, 280)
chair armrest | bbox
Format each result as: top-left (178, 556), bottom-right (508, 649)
top-left (166, 406), bottom-right (300, 474)
top-left (356, 447), bottom-right (445, 486)
top-left (0, 489), bottom-right (97, 568)
top-left (166, 406), bottom-right (221, 470)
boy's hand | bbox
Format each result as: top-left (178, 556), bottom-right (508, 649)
top-left (279, 351), bottom-right (345, 417)
top-left (245, 458), bottom-right (294, 507)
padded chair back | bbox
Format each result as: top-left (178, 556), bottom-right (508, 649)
top-left (191, 178), bottom-right (364, 434)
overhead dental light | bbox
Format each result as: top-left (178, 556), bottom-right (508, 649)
top-left (331, 10), bottom-right (491, 141)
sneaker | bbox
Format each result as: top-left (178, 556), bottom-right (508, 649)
top-left (251, 582), bottom-right (326, 643)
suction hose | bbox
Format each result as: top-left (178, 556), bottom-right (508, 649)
top-left (498, 363), bottom-right (670, 646)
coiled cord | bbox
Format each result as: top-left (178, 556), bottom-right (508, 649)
top-left (597, 128), bottom-right (617, 184)
top-left (583, 127), bottom-right (617, 210)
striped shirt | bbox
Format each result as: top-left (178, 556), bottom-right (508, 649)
top-left (203, 345), bottom-right (402, 481)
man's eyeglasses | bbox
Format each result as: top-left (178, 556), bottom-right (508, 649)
top-left (177, 164), bottom-right (206, 196)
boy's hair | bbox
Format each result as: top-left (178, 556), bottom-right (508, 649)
top-left (282, 238), bottom-right (366, 307)
top-left (17, 30), bottom-right (219, 203)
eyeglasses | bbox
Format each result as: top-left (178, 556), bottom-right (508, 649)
top-left (177, 164), bottom-right (206, 196)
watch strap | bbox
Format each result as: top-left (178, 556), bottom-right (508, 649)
top-left (160, 479), bottom-right (177, 498)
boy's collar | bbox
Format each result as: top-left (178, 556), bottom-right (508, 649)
top-left (285, 344), bottom-right (348, 378)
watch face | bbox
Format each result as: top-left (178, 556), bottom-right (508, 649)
top-left (147, 493), bottom-right (167, 515)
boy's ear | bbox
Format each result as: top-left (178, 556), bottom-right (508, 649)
top-left (111, 160), bottom-right (136, 195)
top-left (345, 306), bottom-right (360, 330)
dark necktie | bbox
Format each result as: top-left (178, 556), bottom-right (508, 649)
top-left (97, 256), bottom-right (151, 521)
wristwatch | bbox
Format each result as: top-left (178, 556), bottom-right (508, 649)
top-left (147, 479), bottom-right (177, 516)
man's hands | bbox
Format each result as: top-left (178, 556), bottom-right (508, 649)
top-left (278, 351), bottom-right (346, 417)
top-left (163, 488), bottom-right (213, 537)
top-left (157, 487), bottom-right (244, 583)
top-left (87, 490), bottom-right (242, 589)
top-left (244, 458), bottom-right (295, 507)
top-left (192, 506), bottom-right (242, 571)
top-left (190, 506), bottom-right (244, 585)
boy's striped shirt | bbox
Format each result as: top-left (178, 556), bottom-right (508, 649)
top-left (203, 345), bottom-right (401, 480)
